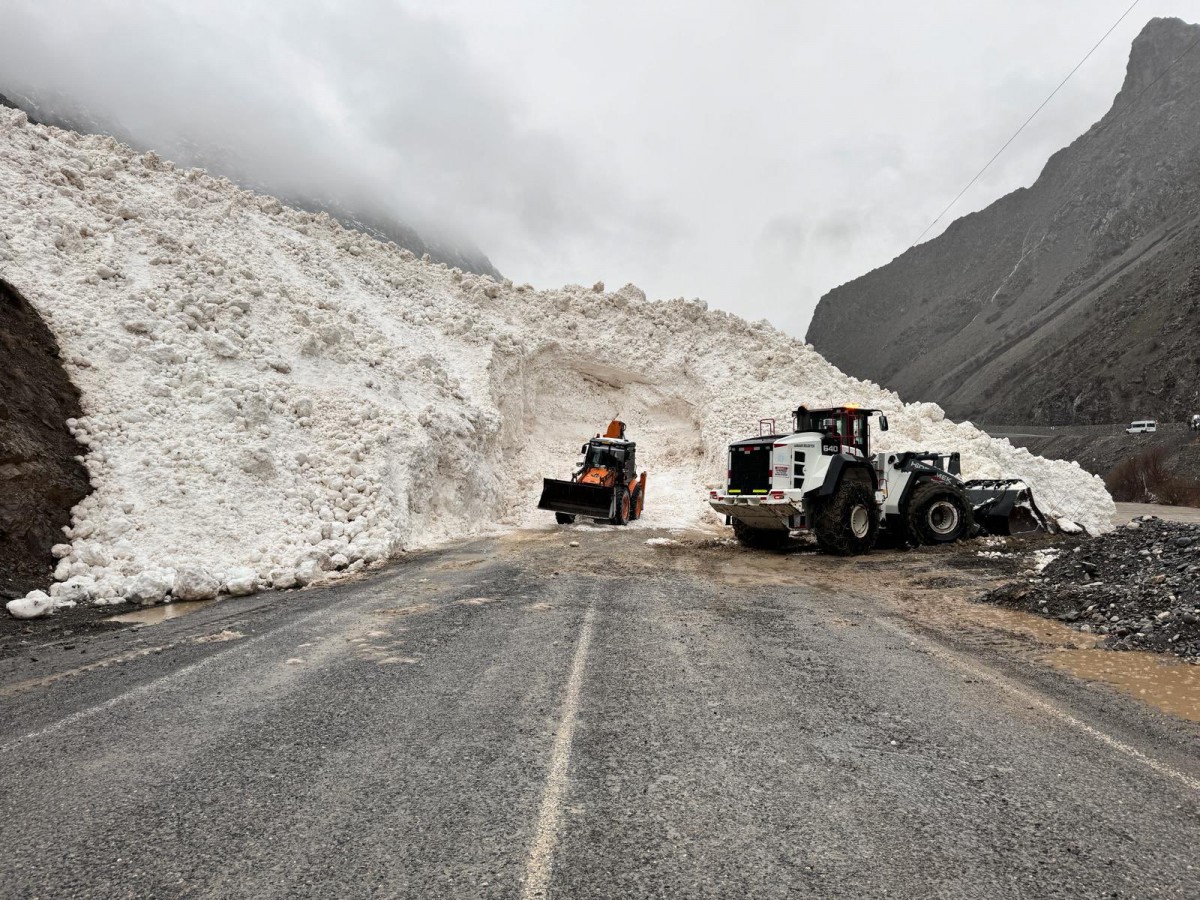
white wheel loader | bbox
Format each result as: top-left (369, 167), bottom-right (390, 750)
top-left (708, 406), bottom-right (1046, 555)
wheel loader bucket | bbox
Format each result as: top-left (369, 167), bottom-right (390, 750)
top-left (537, 478), bottom-right (616, 519)
top-left (964, 479), bottom-right (1048, 536)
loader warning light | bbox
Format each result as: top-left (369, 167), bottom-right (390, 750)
top-left (709, 490), bottom-right (719, 499)
top-left (769, 491), bottom-right (785, 499)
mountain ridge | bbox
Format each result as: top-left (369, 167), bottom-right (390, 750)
top-left (806, 17), bottom-right (1200, 425)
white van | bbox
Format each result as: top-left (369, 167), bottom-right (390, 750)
top-left (1125, 419), bottom-right (1157, 434)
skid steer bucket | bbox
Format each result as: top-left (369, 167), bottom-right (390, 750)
top-left (964, 479), bottom-right (1048, 536)
top-left (537, 478), bottom-right (616, 519)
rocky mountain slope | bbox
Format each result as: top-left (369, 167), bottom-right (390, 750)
top-left (986, 422), bottom-right (1200, 482)
top-left (807, 18), bottom-right (1200, 426)
top-left (0, 91), bottom-right (501, 279)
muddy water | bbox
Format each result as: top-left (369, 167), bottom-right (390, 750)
top-left (107, 600), bottom-right (218, 625)
top-left (1041, 648), bottom-right (1200, 723)
top-left (959, 602), bottom-right (1099, 649)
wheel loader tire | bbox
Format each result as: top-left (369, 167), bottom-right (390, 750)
top-left (555, 512), bottom-right (576, 525)
top-left (905, 481), bottom-right (973, 545)
top-left (812, 481), bottom-right (878, 555)
top-left (630, 488), bottom-right (643, 521)
top-left (732, 519), bottom-right (790, 550)
top-left (611, 486), bottom-right (631, 526)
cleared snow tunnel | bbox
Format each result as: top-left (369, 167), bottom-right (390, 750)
top-left (499, 348), bottom-right (715, 530)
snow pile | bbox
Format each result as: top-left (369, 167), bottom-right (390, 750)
top-left (0, 108), bottom-right (1115, 611)
top-left (6, 590), bottom-right (63, 619)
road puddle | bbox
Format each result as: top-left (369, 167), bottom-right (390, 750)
top-left (107, 600), bottom-right (217, 625)
top-left (960, 603), bottom-right (1098, 648)
top-left (1041, 648), bottom-right (1200, 723)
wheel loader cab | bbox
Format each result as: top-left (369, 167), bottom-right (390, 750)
top-left (579, 440), bottom-right (636, 486)
top-left (793, 406), bottom-right (877, 458)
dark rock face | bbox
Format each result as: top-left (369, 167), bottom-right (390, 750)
top-left (0, 92), bottom-right (36, 123)
top-left (0, 279), bottom-right (91, 599)
top-left (807, 18), bottom-right (1200, 426)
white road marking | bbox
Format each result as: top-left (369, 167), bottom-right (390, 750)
top-left (521, 603), bottom-right (597, 900)
top-left (876, 618), bottom-right (1200, 793)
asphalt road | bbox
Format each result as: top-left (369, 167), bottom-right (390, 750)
top-left (1114, 500), bottom-right (1200, 525)
top-left (3, 528), bottom-right (1200, 899)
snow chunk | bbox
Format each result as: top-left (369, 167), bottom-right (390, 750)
top-left (7, 591), bottom-right (56, 619)
top-left (173, 566), bottom-right (220, 601)
top-left (270, 568), bottom-right (298, 590)
top-left (224, 567), bottom-right (259, 596)
top-left (125, 569), bottom-right (174, 606)
top-left (294, 559), bottom-right (325, 587)
top-left (205, 333), bottom-right (240, 358)
top-left (51, 575), bottom-right (96, 604)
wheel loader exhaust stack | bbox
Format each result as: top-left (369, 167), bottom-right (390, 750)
top-left (538, 420), bottom-right (647, 525)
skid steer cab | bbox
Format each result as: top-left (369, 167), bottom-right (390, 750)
top-left (538, 420), bottom-right (647, 526)
top-left (708, 405), bottom-right (1046, 555)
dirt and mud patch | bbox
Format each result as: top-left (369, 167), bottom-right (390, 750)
top-left (0, 602), bottom-right (128, 661)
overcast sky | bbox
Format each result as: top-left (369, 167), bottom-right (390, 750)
top-left (2, 1), bottom-right (1196, 336)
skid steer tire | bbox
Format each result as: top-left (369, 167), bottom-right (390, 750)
top-left (905, 481), bottom-right (973, 545)
top-left (812, 481), bottom-right (878, 556)
top-left (555, 512), bottom-right (576, 525)
top-left (611, 487), bottom-right (631, 526)
top-left (732, 519), bottom-right (790, 550)
top-left (630, 488), bottom-right (643, 521)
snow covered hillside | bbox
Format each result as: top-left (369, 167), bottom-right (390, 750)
top-left (0, 107), bottom-right (1114, 610)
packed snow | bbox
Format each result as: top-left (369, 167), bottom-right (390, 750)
top-left (0, 107), bottom-right (1115, 614)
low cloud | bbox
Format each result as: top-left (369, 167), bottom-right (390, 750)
top-left (0, 0), bottom-right (673, 271)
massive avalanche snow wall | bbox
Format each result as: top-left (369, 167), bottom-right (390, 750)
top-left (0, 106), bottom-right (1114, 608)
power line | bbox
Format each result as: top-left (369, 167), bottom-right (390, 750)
top-left (911, 0), bottom-right (1144, 247)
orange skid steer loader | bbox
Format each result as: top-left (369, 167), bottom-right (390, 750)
top-left (538, 420), bottom-right (647, 525)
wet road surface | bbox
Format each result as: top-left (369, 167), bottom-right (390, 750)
top-left (2, 529), bottom-right (1199, 899)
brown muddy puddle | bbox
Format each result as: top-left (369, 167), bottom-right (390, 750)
top-left (1041, 648), bottom-right (1200, 723)
top-left (106, 600), bottom-right (217, 625)
top-left (960, 602), bottom-right (1098, 648)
